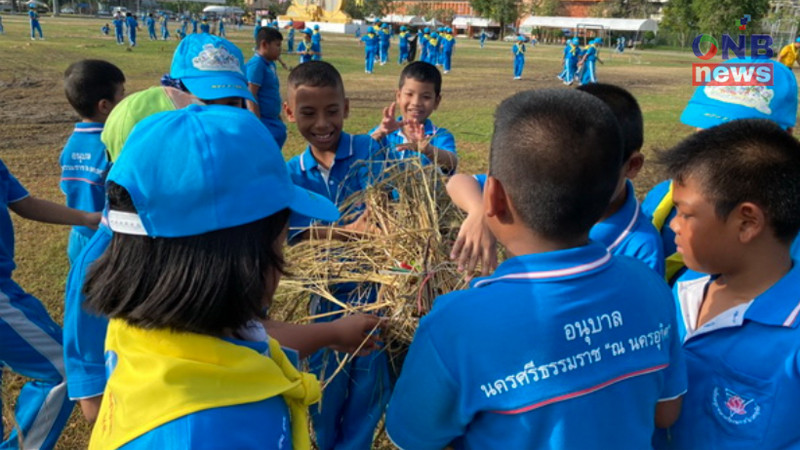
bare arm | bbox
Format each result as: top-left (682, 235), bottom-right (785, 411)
top-left (78, 396), bottom-right (103, 424)
top-left (264, 314), bottom-right (382, 359)
top-left (10, 196), bottom-right (100, 229)
top-left (446, 174), bottom-right (497, 277)
top-left (246, 83), bottom-right (261, 117)
top-left (655, 396), bottom-right (683, 429)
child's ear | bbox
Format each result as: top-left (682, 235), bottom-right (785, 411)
top-left (283, 100), bottom-right (296, 123)
top-left (624, 152), bottom-right (644, 179)
top-left (484, 176), bottom-right (509, 221)
top-left (395, 89), bottom-right (402, 104)
top-left (343, 97), bottom-right (350, 119)
top-left (736, 202), bottom-right (766, 244)
top-left (433, 94), bottom-right (442, 110)
top-left (97, 99), bottom-right (114, 117)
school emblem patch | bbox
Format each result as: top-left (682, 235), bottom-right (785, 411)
top-left (712, 387), bottom-right (761, 425)
top-left (704, 85), bottom-right (774, 115)
top-left (192, 43), bottom-right (243, 74)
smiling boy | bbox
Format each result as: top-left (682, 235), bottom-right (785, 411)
top-left (370, 61), bottom-right (458, 174)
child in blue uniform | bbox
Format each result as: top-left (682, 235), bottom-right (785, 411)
top-left (360, 26), bottom-right (378, 74)
top-left (283, 61), bottom-right (403, 450)
top-left (125, 12), bottom-right (137, 47)
top-left (218, 17), bottom-right (226, 37)
top-left (286, 20), bottom-right (295, 53)
top-left (387, 88), bottom-right (686, 449)
top-left (562, 37), bottom-right (581, 85)
top-left (653, 119), bottom-right (800, 449)
top-left (160, 13), bottom-right (170, 40)
top-left (641, 58), bottom-right (798, 285)
top-left (311, 24), bottom-right (322, 60)
top-left (379, 23), bottom-right (391, 65)
top-left (83, 104), bottom-right (341, 450)
top-left (419, 27), bottom-right (429, 62)
top-left (247, 27), bottom-right (287, 148)
top-left (370, 61), bottom-right (458, 174)
top-left (113, 14), bottom-right (124, 44)
top-left (28, 4), bottom-right (42, 40)
top-left (441, 27), bottom-right (455, 73)
top-left (297, 28), bottom-right (317, 64)
top-left (479, 28), bottom-right (486, 48)
top-left (60, 60), bottom-right (125, 263)
top-left (579, 38), bottom-right (603, 85)
top-left (512, 35), bottom-right (525, 79)
top-left (424, 31), bottom-right (438, 64)
top-left (1, 159), bottom-right (100, 449)
top-left (145, 13), bottom-right (156, 40)
top-left (200, 16), bottom-right (210, 33)
top-left (397, 25), bottom-right (410, 63)
top-left (447, 83), bottom-right (664, 277)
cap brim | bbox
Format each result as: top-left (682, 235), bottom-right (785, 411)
top-left (289, 185), bottom-right (340, 222)
top-left (181, 75), bottom-right (256, 103)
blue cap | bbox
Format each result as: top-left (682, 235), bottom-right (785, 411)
top-left (681, 57), bottom-right (798, 130)
top-left (367, 26), bottom-right (374, 33)
top-left (431, 32), bottom-right (438, 38)
top-left (107, 105), bottom-right (339, 238)
top-left (517, 35), bottom-right (525, 41)
top-left (313, 24), bottom-right (319, 30)
top-left (424, 27), bottom-right (429, 33)
top-left (571, 37), bottom-right (579, 44)
top-left (795, 37), bottom-right (800, 43)
top-left (400, 26), bottom-right (406, 31)
top-left (170, 34), bottom-right (254, 103)
top-left (302, 28), bottom-right (312, 35)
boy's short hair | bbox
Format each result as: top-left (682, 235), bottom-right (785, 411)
top-left (287, 60), bottom-right (344, 95)
top-left (64, 59), bottom-right (125, 119)
top-left (399, 61), bottom-right (442, 96)
top-left (85, 182), bottom-right (290, 335)
top-left (659, 118), bottom-right (800, 243)
top-left (577, 83), bottom-right (643, 161)
top-left (256, 26), bottom-right (282, 45)
top-left (489, 89), bottom-right (623, 241)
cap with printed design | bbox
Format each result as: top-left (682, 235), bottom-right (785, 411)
top-left (107, 104), bottom-right (340, 237)
top-left (169, 33), bottom-right (255, 102)
top-left (680, 57), bottom-right (798, 130)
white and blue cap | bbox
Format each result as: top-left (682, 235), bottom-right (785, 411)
top-left (170, 33), bottom-right (255, 103)
top-left (680, 57), bottom-right (798, 130)
top-left (107, 105), bottom-right (340, 237)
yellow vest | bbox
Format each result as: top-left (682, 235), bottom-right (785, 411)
top-left (778, 43), bottom-right (798, 68)
top-left (650, 181), bottom-right (686, 282)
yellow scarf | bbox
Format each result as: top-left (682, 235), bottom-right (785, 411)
top-left (649, 181), bottom-right (686, 282)
top-left (90, 320), bottom-right (320, 450)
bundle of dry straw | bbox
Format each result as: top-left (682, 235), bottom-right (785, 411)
top-left (272, 155), bottom-right (470, 375)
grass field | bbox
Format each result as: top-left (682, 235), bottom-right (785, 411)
top-left (0, 13), bottom-right (724, 448)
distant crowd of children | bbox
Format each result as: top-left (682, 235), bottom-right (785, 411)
top-left (1, 26), bottom-right (799, 450)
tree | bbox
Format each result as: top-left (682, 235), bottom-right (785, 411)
top-left (470, 0), bottom-right (519, 37)
top-left (432, 7), bottom-right (455, 25)
top-left (345, 0), bottom-right (391, 19)
top-left (692, 0), bottom-right (770, 38)
top-left (660, 0), bottom-right (697, 48)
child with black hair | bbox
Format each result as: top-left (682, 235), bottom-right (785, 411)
top-left (60, 59), bottom-right (125, 263)
top-left (654, 119), bottom-right (800, 449)
top-left (247, 27), bottom-right (288, 148)
top-left (387, 88), bottom-right (685, 448)
top-left (84, 104), bottom-right (344, 449)
top-left (448, 83), bottom-right (664, 277)
top-left (283, 60), bottom-right (404, 450)
top-left (370, 61), bottom-right (458, 174)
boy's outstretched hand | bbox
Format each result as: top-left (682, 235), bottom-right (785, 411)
top-left (450, 209), bottom-right (498, 279)
top-left (370, 102), bottom-right (403, 141)
top-left (328, 313), bottom-right (385, 356)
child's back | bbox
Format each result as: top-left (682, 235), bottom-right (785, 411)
top-left (60, 60), bottom-right (125, 263)
top-left (387, 89), bottom-right (685, 448)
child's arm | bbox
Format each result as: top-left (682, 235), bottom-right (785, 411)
top-left (246, 83), bottom-right (261, 117)
top-left (655, 397), bottom-right (683, 428)
top-left (293, 207), bottom-right (380, 242)
top-left (401, 120), bottom-right (458, 174)
top-left (10, 196), bottom-right (100, 229)
top-left (446, 174), bottom-right (497, 277)
top-left (370, 102), bottom-right (403, 142)
top-left (264, 313), bottom-right (383, 358)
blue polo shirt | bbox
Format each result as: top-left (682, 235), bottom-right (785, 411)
top-left (369, 118), bottom-right (456, 173)
top-left (590, 180), bottom-right (664, 275)
top-left (59, 122), bottom-right (110, 239)
top-left (120, 338), bottom-right (291, 449)
top-left (246, 55), bottom-right (282, 120)
top-left (656, 265), bottom-right (800, 449)
top-left (63, 224), bottom-right (112, 400)
top-left (297, 41), bottom-right (318, 64)
top-left (286, 133), bottom-right (387, 237)
top-left (361, 33), bottom-right (378, 50)
top-left (386, 243), bottom-right (686, 450)
top-left (0, 159), bottom-right (29, 279)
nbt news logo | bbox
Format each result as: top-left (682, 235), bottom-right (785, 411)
top-left (692, 15), bottom-right (774, 86)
